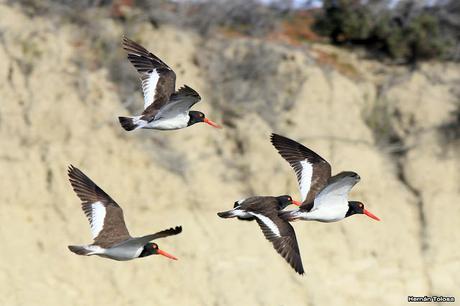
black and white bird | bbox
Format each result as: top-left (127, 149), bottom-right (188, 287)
top-left (217, 195), bottom-right (304, 275)
top-left (67, 165), bottom-right (182, 261)
top-left (118, 37), bottom-right (221, 131)
top-left (270, 133), bottom-right (380, 222)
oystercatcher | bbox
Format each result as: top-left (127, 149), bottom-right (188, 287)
top-left (270, 134), bottom-right (380, 222)
top-left (217, 195), bottom-right (304, 275)
top-left (118, 37), bottom-right (221, 131)
top-left (67, 165), bottom-right (182, 261)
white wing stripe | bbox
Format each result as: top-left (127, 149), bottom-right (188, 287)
top-left (90, 201), bottom-right (106, 239)
top-left (142, 69), bottom-right (159, 109)
top-left (299, 160), bottom-right (313, 202)
top-left (249, 213), bottom-right (281, 237)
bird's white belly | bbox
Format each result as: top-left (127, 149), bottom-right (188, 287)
top-left (100, 244), bottom-right (143, 261)
top-left (299, 205), bottom-right (349, 222)
top-left (146, 114), bottom-right (189, 130)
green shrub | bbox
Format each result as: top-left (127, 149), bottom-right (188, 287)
top-left (313, 0), bottom-right (455, 63)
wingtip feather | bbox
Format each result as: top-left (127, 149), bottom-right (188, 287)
top-left (67, 164), bottom-right (83, 180)
top-left (174, 226), bottom-right (182, 234)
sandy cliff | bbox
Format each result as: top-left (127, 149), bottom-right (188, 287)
top-left (0, 3), bottom-right (459, 306)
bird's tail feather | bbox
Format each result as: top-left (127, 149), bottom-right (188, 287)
top-left (118, 116), bottom-right (145, 131)
top-left (217, 210), bottom-right (236, 218)
top-left (217, 209), bottom-right (255, 221)
top-left (68, 245), bottom-right (91, 256)
top-left (278, 210), bottom-right (301, 222)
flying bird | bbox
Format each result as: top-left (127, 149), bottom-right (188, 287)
top-left (118, 37), bottom-right (221, 131)
top-left (67, 165), bottom-right (182, 261)
top-left (217, 195), bottom-right (304, 275)
top-left (270, 133), bottom-right (380, 222)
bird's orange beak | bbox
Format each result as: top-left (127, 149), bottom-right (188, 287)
top-left (363, 209), bottom-right (380, 221)
top-left (292, 200), bottom-right (302, 206)
top-left (157, 249), bottom-right (178, 260)
top-left (204, 118), bottom-right (222, 129)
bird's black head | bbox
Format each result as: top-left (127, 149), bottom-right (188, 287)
top-left (139, 243), bottom-right (178, 260)
top-left (275, 195), bottom-right (301, 209)
top-left (139, 242), bottom-right (158, 258)
top-left (346, 201), bottom-right (380, 221)
top-left (188, 111), bottom-right (221, 128)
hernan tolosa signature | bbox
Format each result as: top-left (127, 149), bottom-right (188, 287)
top-left (408, 296), bottom-right (455, 303)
